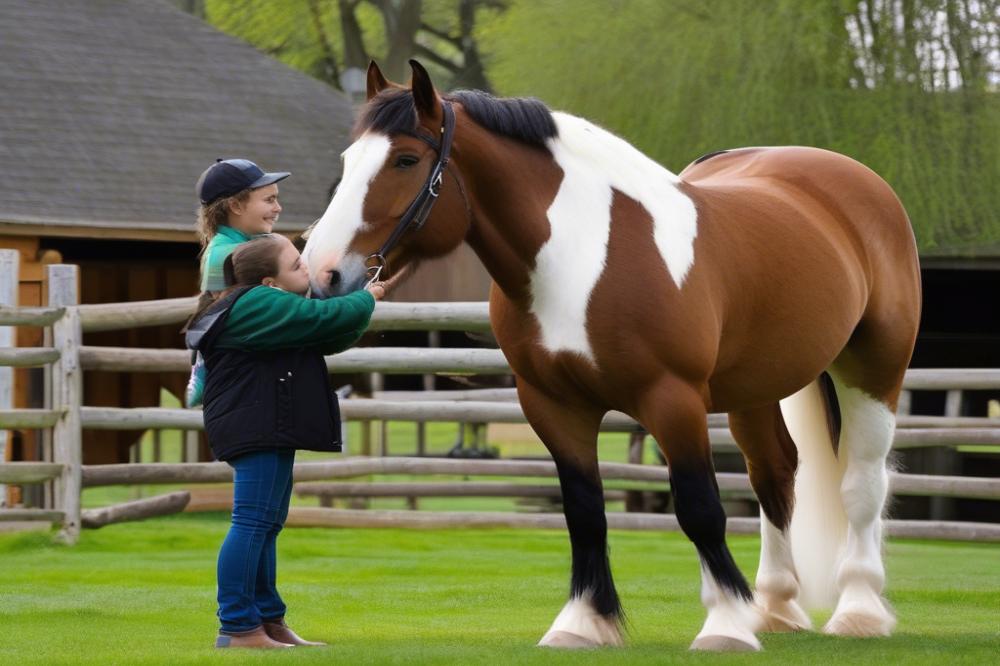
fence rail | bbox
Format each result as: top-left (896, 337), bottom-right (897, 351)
top-left (0, 256), bottom-right (998, 544)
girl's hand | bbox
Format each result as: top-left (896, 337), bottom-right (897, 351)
top-left (366, 281), bottom-right (387, 301)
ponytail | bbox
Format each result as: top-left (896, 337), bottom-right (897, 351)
top-left (184, 234), bottom-right (286, 330)
top-left (222, 253), bottom-right (237, 287)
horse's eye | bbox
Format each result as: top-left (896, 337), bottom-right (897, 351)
top-left (394, 155), bottom-right (419, 169)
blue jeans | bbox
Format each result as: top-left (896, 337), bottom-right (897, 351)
top-left (217, 449), bottom-right (295, 633)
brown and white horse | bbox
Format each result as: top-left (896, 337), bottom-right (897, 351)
top-left (303, 61), bottom-right (921, 651)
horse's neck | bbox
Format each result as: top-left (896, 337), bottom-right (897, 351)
top-left (459, 133), bottom-right (562, 303)
top-left (460, 112), bottom-right (697, 309)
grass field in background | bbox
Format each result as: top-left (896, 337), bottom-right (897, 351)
top-left (1, 515), bottom-right (997, 665)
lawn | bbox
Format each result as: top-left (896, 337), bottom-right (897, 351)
top-left (1, 514), bottom-right (997, 665)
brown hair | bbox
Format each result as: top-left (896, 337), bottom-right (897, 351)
top-left (222, 235), bottom-right (285, 287)
top-left (188, 235), bottom-right (285, 326)
top-left (195, 188), bottom-right (252, 248)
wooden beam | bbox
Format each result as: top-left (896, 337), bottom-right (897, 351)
top-left (0, 249), bottom-right (14, 506)
top-left (0, 409), bottom-right (62, 429)
top-left (79, 297), bottom-right (198, 333)
top-left (294, 481), bottom-right (628, 501)
top-left (0, 347), bottom-right (61, 367)
top-left (369, 302), bottom-right (491, 332)
top-left (0, 508), bottom-right (64, 522)
top-left (49, 265), bottom-right (82, 545)
top-left (0, 305), bottom-right (65, 327)
top-left (903, 369), bottom-right (1000, 390)
top-left (82, 461), bottom-right (231, 486)
top-left (81, 491), bottom-right (191, 529)
top-left (0, 462), bottom-right (64, 483)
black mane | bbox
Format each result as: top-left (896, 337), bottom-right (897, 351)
top-left (356, 88), bottom-right (557, 148)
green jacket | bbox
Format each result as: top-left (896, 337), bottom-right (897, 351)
top-left (213, 285), bottom-right (376, 356)
top-left (200, 225), bottom-right (253, 292)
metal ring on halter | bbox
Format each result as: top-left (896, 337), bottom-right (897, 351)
top-left (364, 253), bottom-right (388, 287)
top-left (428, 169), bottom-right (443, 197)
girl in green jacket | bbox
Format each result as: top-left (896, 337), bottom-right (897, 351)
top-left (187, 158), bottom-right (291, 406)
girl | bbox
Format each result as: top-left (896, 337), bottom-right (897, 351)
top-left (186, 234), bottom-right (385, 649)
top-left (186, 158), bottom-right (290, 407)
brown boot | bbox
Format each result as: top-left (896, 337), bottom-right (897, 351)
top-left (262, 617), bottom-right (328, 647)
top-left (214, 626), bottom-right (294, 649)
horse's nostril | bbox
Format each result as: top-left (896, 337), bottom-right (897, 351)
top-left (328, 270), bottom-right (341, 287)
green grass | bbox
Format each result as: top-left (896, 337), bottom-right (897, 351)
top-left (0, 515), bottom-right (997, 664)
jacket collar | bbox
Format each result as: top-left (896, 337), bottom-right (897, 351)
top-left (216, 225), bottom-right (253, 243)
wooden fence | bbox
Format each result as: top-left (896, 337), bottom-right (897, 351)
top-left (1, 250), bottom-right (999, 544)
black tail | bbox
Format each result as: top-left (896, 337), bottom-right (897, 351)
top-left (818, 371), bottom-right (842, 455)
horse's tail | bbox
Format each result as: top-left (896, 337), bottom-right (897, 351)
top-left (780, 374), bottom-right (848, 610)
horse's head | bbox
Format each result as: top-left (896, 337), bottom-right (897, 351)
top-left (303, 60), bottom-right (471, 298)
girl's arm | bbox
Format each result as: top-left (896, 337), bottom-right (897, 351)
top-left (216, 286), bottom-right (376, 352)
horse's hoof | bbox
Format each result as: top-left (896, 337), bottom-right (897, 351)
top-left (759, 600), bottom-right (812, 632)
top-left (689, 635), bottom-right (760, 652)
top-left (538, 630), bottom-right (601, 649)
top-left (823, 609), bottom-right (895, 637)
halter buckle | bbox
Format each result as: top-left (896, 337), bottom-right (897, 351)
top-left (429, 169), bottom-right (443, 198)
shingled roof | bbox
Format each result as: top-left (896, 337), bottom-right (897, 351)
top-left (0, 0), bottom-right (354, 239)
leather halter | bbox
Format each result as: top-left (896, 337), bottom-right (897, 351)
top-left (365, 101), bottom-right (457, 285)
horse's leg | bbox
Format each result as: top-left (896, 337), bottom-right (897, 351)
top-left (821, 368), bottom-right (900, 636)
top-left (518, 381), bottom-right (623, 648)
top-left (729, 404), bottom-right (811, 632)
top-left (643, 380), bottom-right (761, 651)
top-left (823, 314), bottom-right (913, 637)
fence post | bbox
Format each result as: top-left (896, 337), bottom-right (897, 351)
top-left (49, 265), bottom-right (82, 545)
top-left (0, 249), bottom-right (18, 508)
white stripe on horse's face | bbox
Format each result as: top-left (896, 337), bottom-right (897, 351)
top-left (303, 132), bottom-right (391, 297)
top-left (530, 112), bottom-right (698, 362)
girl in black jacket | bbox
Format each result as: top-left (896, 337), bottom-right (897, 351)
top-left (186, 234), bottom-right (384, 648)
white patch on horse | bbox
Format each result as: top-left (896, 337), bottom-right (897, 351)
top-left (694, 564), bottom-right (763, 650)
top-left (303, 132), bottom-right (391, 289)
top-left (538, 593), bottom-right (623, 647)
top-left (531, 112), bottom-right (698, 361)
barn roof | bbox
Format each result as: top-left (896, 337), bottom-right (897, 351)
top-left (0, 0), bottom-right (353, 241)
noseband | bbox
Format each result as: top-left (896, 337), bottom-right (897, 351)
top-left (365, 101), bottom-right (457, 285)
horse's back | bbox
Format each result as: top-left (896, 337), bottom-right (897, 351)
top-left (676, 146), bottom-right (920, 407)
top-left (680, 146), bottom-right (919, 289)
top-left (681, 146), bottom-right (916, 253)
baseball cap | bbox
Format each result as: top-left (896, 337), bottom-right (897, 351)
top-left (196, 158), bottom-right (291, 205)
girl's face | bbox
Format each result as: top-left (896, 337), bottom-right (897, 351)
top-left (229, 184), bottom-right (281, 235)
top-left (263, 236), bottom-right (310, 295)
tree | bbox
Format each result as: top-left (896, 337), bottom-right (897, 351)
top-left (197, 0), bottom-right (506, 94)
top-left (479, 0), bottom-right (1000, 255)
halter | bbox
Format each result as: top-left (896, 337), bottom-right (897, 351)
top-left (365, 101), bottom-right (457, 285)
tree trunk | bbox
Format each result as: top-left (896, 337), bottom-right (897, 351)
top-left (451, 0), bottom-right (493, 92)
top-left (377, 0), bottom-right (423, 82)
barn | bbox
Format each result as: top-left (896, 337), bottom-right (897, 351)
top-left (0, 0), bottom-right (490, 478)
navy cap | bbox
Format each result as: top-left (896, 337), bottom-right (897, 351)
top-left (196, 158), bottom-right (290, 205)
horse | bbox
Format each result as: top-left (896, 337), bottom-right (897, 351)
top-left (302, 60), bottom-right (921, 652)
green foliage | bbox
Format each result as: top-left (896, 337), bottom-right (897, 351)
top-left (1, 517), bottom-right (999, 663)
top-left (480, 0), bottom-right (1000, 256)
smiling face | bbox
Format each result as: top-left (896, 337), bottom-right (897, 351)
top-left (229, 184), bottom-right (282, 236)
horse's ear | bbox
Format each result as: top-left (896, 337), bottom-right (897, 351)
top-left (366, 61), bottom-right (390, 100)
top-left (409, 59), bottom-right (441, 122)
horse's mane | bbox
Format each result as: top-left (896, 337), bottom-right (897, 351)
top-left (355, 88), bottom-right (557, 148)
